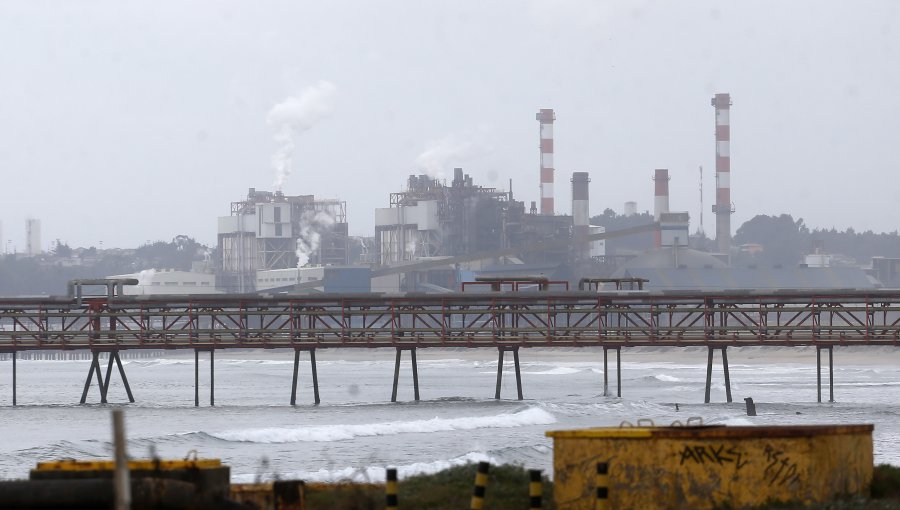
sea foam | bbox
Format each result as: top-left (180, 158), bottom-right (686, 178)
top-left (230, 451), bottom-right (502, 484)
top-left (209, 407), bottom-right (556, 443)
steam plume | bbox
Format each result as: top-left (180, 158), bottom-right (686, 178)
top-left (267, 81), bottom-right (337, 190)
top-left (414, 131), bottom-right (491, 179)
top-left (296, 210), bottom-right (336, 267)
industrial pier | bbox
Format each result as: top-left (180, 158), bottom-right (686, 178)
top-left (2, 288), bottom-right (899, 406)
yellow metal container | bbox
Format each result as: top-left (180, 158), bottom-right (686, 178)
top-left (547, 424), bottom-right (873, 510)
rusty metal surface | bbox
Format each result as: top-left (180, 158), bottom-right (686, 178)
top-left (548, 424), bottom-right (875, 440)
top-left (550, 425), bottom-right (874, 510)
top-left (1, 291), bottom-right (899, 350)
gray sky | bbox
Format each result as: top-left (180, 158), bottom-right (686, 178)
top-left (1, 1), bottom-right (898, 250)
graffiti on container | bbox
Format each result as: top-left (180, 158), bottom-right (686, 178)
top-left (763, 444), bottom-right (801, 487)
top-left (678, 444), bottom-right (750, 471)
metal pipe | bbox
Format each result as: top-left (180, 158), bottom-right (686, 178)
top-left (495, 348), bottom-right (505, 400)
top-left (114, 352), bottom-right (134, 403)
top-left (102, 353), bottom-right (115, 404)
top-left (93, 353), bottom-right (105, 404)
top-left (513, 348), bottom-right (523, 400)
top-left (705, 347), bottom-right (714, 404)
top-left (290, 349), bottom-right (300, 406)
top-left (210, 349), bottom-right (215, 407)
top-left (391, 348), bottom-right (401, 402)
top-left (722, 347), bottom-right (732, 403)
top-left (411, 348), bottom-right (420, 401)
top-left (310, 349), bottom-right (320, 404)
top-left (616, 347), bottom-right (622, 398)
top-left (603, 347), bottom-right (608, 397)
top-left (194, 350), bottom-right (199, 407)
top-left (81, 352), bottom-right (96, 404)
top-left (817, 347), bottom-right (822, 403)
top-left (829, 347), bottom-right (834, 403)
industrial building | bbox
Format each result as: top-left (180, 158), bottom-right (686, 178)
top-left (108, 93), bottom-right (832, 294)
top-left (216, 188), bottom-right (350, 292)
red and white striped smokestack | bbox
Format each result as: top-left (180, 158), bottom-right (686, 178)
top-left (653, 169), bottom-right (670, 221)
top-left (653, 168), bottom-right (669, 248)
top-left (711, 93), bottom-right (733, 254)
top-left (653, 169), bottom-right (670, 249)
top-left (536, 109), bottom-right (556, 215)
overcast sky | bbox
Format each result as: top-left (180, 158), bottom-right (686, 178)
top-left (1, 1), bottom-right (898, 250)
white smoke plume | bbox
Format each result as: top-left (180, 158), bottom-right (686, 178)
top-left (267, 81), bottom-right (337, 190)
top-left (137, 269), bottom-right (156, 286)
top-left (296, 210), bottom-right (336, 267)
top-left (414, 130), bottom-right (492, 179)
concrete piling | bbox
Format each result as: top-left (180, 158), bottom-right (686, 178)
top-left (744, 397), bottom-right (757, 416)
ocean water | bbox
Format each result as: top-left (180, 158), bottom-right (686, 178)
top-left (0, 346), bottom-right (897, 482)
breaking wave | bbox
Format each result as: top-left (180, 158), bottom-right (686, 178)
top-left (207, 407), bottom-right (556, 444)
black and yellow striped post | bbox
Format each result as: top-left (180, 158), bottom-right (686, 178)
top-left (470, 461), bottom-right (490, 510)
top-left (596, 462), bottom-right (610, 510)
top-left (528, 469), bottom-right (543, 509)
top-left (385, 468), bottom-right (398, 510)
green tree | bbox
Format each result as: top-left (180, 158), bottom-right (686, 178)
top-left (734, 214), bottom-right (809, 265)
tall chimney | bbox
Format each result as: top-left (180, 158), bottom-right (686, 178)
top-left (536, 109), bottom-right (556, 215)
top-left (653, 169), bottom-right (670, 221)
top-left (712, 93), bottom-right (733, 254)
top-left (571, 172), bottom-right (590, 258)
top-left (653, 169), bottom-right (670, 249)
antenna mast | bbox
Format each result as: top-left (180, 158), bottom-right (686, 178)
top-left (699, 165), bottom-right (704, 235)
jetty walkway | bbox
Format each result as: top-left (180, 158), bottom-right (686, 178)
top-left (1, 288), bottom-right (898, 406)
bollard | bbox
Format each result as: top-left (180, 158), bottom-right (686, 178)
top-left (112, 410), bottom-right (131, 510)
top-left (470, 461), bottom-right (490, 510)
top-left (385, 468), bottom-right (398, 510)
top-left (528, 469), bottom-right (543, 509)
top-left (596, 462), bottom-right (609, 510)
top-left (744, 397), bottom-right (757, 416)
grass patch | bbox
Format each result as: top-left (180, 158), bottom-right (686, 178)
top-left (303, 463), bottom-right (553, 510)
top-left (302, 463), bottom-right (900, 510)
top-left (871, 464), bottom-right (900, 499)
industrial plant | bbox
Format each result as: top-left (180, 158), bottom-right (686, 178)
top-left (101, 93), bottom-right (884, 294)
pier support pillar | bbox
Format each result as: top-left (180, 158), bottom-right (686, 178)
top-left (80, 351), bottom-right (134, 404)
top-left (817, 346), bottom-right (834, 403)
top-left (210, 349), bottom-right (215, 407)
top-left (194, 349), bottom-right (215, 407)
top-left (391, 348), bottom-right (420, 403)
top-left (494, 347), bottom-right (523, 400)
top-left (603, 347), bottom-right (622, 397)
top-left (194, 350), bottom-right (199, 407)
top-left (722, 347), bottom-right (732, 403)
top-left (290, 348), bottom-right (321, 406)
top-left (12, 352), bottom-right (16, 406)
top-left (704, 347), bottom-right (732, 404)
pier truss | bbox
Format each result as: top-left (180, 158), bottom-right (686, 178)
top-left (2, 291), bottom-right (899, 349)
top-left (1, 291), bottom-right (898, 405)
